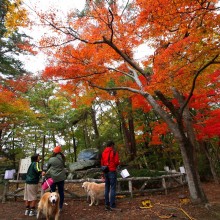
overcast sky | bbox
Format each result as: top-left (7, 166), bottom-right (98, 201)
top-left (20, 0), bottom-right (153, 74)
top-left (20, 0), bottom-right (86, 74)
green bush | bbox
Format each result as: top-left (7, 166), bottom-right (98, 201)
top-left (130, 169), bottom-right (164, 177)
top-left (117, 168), bottom-right (166, 178)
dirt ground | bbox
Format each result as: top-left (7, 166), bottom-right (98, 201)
top-left (0, 181), bottom-right (220, 220)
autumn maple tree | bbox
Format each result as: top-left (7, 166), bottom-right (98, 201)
top-left (35, 0), bottom-right (220, 203)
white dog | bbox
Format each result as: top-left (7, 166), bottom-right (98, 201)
top-left (37, 192), bottom-right (60, 220)
top-left (82, 182), bottom-right (105, 206)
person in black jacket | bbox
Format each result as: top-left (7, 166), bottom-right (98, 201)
top-left (23, 153), bottom-right (44, 216)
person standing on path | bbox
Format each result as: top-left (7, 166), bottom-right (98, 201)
top-left (101, 140), bottom-right (120, 211)
top-left (24, 153), bottom-right (45, 216)
top-left (47, 145), bottom-right (66, 211)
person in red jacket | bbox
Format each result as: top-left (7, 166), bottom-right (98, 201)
top-left (101, 140), bottom-right (120, 211)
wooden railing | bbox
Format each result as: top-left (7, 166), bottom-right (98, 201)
top-left (1, 173), bottom-right (187, 203)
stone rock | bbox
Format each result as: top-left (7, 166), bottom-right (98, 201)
top-left (77, 148), bottom-right (100, 161)
top-left (69, 160), bottom-right (98, 172)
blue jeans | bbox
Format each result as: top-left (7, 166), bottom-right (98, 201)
top-left (104, 171), bottom-right (117, 208)
top-left (50, 180), bottom-right (65, 209)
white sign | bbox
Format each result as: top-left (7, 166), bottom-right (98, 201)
top-left (164, 166), bottom-right (170, 172)
top-left (19, 158), bottom-right (31, 174)
top-left (4, 169), bottom-right (16, 179)
top-left (120, 169), bottom-right (130, 178)
top-left (179, 166), bottom-right (186, 174)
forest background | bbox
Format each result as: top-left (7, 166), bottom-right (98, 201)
top-left (0, 0), bottom-right (219, 205)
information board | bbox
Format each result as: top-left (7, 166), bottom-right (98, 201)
top-left (19, 158), bottom-right (31, 174)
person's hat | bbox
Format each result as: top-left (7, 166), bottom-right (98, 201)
top-left (53, 145), bottom-right (61, 153)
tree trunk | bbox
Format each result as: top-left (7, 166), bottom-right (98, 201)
top-left (83, 123), bottom-right (90, 148)
top-left (115, 98), bottom-right (130, 154)
top-left (41, 135), bottom-right (46, 170)
top-left (115, 97), bottom-right (136, 161)
top-left (73, 136), bottom-right (77, 162)
top-left (144, 93), bottom-right (208, 203)
top-left (200, 141), bottom-right (219, 184)
top-left (90, 106), bottom-right (99, 139)
top-left (128, 98), bottom-right (137, 160)
top-left (12, 133), bottom-right (16, 169)
top-left (179, 137), bottom-right (208, 203)
top-left (0, 129), bottom-right (3, 151)
top-left (173, 89), bottom-right (208, 201)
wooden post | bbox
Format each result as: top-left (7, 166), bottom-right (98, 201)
top-left (117, 181), bottom-right (121, 193)
top-left (17, 159), bottom-right (21, 180)
top-left (128, 180), bottom-right (133, 198)
top-left (2, 180), bottom-right (9, 203)
top-left (162, 177), bottom-right (167, 195)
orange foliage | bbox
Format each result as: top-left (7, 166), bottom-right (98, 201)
top-left (0, 85), bottom-right (30, 117)
top-left (131, 94), bottom-right (152, 112)
top-left (188, 67), bottom-right (220, 139)
top-left (38, 0), bottom-right (219, 101)
top-left (149, 122), bottom-right (169, 146)
top-left (35, 0), bottom-right (219, 141)
top-left (195, 109), bottom-right (220, 140)
top-left (16, 41), bottom-right (38, 55)
top-left (7, 76), bottom-right (31, 93)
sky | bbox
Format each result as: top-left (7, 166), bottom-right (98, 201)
top-left (20, 0), bottom-right (86, 74)
top-left (20, 0), bottom-right (153, 74)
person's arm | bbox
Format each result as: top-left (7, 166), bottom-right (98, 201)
top-left (47, 158), bottom-right (52, 170)
top-left (33, 162), bottom-right (44, 177)
top-left (34, 162), bottom-right (42, 173)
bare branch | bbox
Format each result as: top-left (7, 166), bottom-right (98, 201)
top-left (89, 81), bottom-right (148, 96)
top-left (107, 67), bottom-right (134, 78)
top-left (126, 64), bottom-right (144, 90)
top-left (107, 8), bottom-right (114, 42)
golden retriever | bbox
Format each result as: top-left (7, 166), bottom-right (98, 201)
top-left (82, 182), bottom-right (105, 206)
top-left (82, 181), bottom-right (91, 202)
top-left (37, 192), bottom-right (60, 220)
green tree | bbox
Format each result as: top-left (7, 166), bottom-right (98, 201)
top-left (0, 0), bottom-right (30, 77)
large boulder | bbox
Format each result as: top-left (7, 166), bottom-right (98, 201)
top-left (68, 148), bottom-right (101, 173)
top-left (69, 160), bottom-right (97, 172)
top-left (77, 148), bottom-right (100, 161)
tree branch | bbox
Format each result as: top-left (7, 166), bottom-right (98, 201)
top-left (155, 90), bottom-right (180, 119)
top-left (102, 36), bottom-right (147, 77)
top-left (108, 8), bottom-right (114, 42)
top-left (88, 81), bottom-right (148, 96)
top-left (180, 54), bottom-right (219, 115)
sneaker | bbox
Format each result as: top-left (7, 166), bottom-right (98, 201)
top-left (110, 207), bottom-right (116, 211)
top-left (105, 205), bottom-right (110, 211)
top-left (29, 209), bottom-right (37, 216)
top-left (24, 209), bottom-right (30, 216)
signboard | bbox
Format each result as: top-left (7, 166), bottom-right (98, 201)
top-left (19, 158), bottom-right (31, 174)
top-left (4, 169), bottom-right (16, 179)
top-left (179, 166), bottom-right (186, 174)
